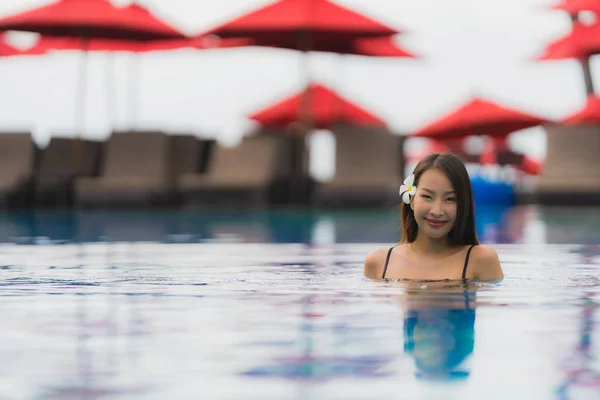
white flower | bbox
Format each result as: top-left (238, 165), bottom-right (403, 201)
top-left (399, 174), bottom-right (417, 204)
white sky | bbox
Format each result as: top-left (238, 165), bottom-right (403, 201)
top-left (0, 0), bottom-right (592, 162)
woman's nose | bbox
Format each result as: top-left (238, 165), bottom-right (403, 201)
top-left (429, 202), bottom-right (444, 217)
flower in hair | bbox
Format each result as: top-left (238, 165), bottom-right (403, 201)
top-left (399, 174), bottom-right (417, 205)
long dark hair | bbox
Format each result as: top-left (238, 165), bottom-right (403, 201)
top-left (400, 152), bottom-right (479, 246)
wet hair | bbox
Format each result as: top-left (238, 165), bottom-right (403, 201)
top-left (400, 152), bottom-right (479, 246)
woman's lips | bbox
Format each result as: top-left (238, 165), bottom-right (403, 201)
top-left (425, 218), bottom-right (447, 228)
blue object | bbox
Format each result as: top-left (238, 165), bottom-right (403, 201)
top-left (470, 175), bottom-right (516, 206)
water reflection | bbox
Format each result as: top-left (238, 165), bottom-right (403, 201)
top-left (541, 207), bottom-right (600, 245)
top-left (35, 248), bottom-right (151, 400)
top-left (476, 205), bottom-right (534, 244)
top-left (0, 205), bottom-right (555, 245)
top-left (3, 237), bottom-right (600, 398)
top-left (241, 294), bottom-right (394, 381)
top-left (399, 285), bottom-right (477, 382)
top-left (240, 284), bottom-right (480, 385)
top-left (569, 245), bottom-right (600, 264)
top-left (556, 290), bottom-right (600, 399)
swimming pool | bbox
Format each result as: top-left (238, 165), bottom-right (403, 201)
top-left (1, 205), bottom-right (599, 399)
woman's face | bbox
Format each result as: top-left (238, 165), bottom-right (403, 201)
top-left (411, 168), bottom-right (458, 240)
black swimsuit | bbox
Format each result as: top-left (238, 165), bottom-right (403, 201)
top-left (382, 244), bottom-right (477, 280)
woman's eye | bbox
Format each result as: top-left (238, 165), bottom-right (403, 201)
top-left (446, 198), bottom-right (456, 202)
top-left (421, 195), bottom-right (431, 199)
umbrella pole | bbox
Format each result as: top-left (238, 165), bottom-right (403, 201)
top-left (299, 47), bottom-right (312, 172)
top-left (130, 0), bottom-right (140, 132)
top-left (129, 54), bottom-right (141, 132)
top-left (332, 53), bottom-right (344, 127)
top-left (105, 52), bottom-right (117, 130)
top-left (580, 55), bottom-right (594, 96)
top-left (570, 14), bottom-right (595, 95)
top-left (74, 36), bottom-right (89, 173)
top-left (291, 31), bottom-right (314, 205)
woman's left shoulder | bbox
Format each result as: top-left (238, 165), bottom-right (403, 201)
top-left (470, 245), bottom-right (499, 261)
top-left (469, 245), bottom-right (504, 281)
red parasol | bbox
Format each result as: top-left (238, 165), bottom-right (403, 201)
top-left (0, 0), bottom-right (184, 40)
top-left (412, 98), bottom-right (549, 140)
top-left (207, 0), bottom-right (399, 51)
top-left (27, 33), bottom-right (251, 53)
top-left (208, 0), bottom-right (403, 203)
top-left (207, 0), bottom-right (403, 130)
top-left (561, 94), bottom-right (600, 124)
top-left (518, 156), bottom-right (542, 175)
top-left (480, 143), bottom-right (497, 165)
top-left (248, 83), bottom-right (385, 130)
top-left (537, 2), bottom-right (599, 95)
top-left (549, 0), bottom-right (600, 15)
top-left (0, 35), bottom-right (24, 57)
top-left (349, 36), bottom-right (416, 58)
top-left (0, 0), bottom-right (188, 161)
top-left (26, 29), bottom-right (251, 128)
top-left (266, 34), bottom-right (417, 58)
top-left (535, 23), bottom-right (600, 61)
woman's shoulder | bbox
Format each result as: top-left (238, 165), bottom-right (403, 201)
top-left (364, 246), bottom-right (398, 279)
top-left (469, 245), bottom-right (504, 281)
top-left (469, 244), bottom-right (499, 261)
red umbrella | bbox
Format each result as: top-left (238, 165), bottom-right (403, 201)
top-left (267, 34), bottom-right (417, 58)
top-left (0, 0), bottom-right (188, 156)
top-left (207, 0), bottom-right (399, 51)
top-left (349, 36), bottom-right (416, 58)
top-left (518, 156), bottom-right (542, 175)
top-left (412, 98), bottom-right (549, 140)
top-left (0, 35), bottom-right (23, 57)
top-left (209, 0), bottom-right (403, 203)
top-left (561, 94), bottom-right (600, 124)
top-left (27, 30), bottom-right (251, 128)
top-left (28, 33), bottom-right (251, 53)
top-left (0, 0), bottom-right (184, 40)
top-left (480, 141), bottom-right (497, 165)
top-left (480, 147), bottom-right (539, 175)
top-left (535, 23), bottom-right (600, 61)
top-left (549, 0), bottom-right (600, 14)
top-left (248, 83), bottom-right (386, 130)
top-left (249, 82), bottom-right (386, 203)
top-left (207, 0), bottom-right (403, 129)
top-left (478, 138), bottom-right (521, 164)
top-left (537, 3), bottom-right (599, 96)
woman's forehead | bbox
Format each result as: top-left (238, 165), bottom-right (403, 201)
top-left (419, 169), bottom-right (454, 191)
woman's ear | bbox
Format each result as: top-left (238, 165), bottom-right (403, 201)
top-left (410, 199), bottom-right (414, 210)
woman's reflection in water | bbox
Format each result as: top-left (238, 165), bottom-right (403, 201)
top-left (399, 283), bottom-right (477, 382)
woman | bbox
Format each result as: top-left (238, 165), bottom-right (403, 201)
top-left (364, 153), bottom-right (504, 281)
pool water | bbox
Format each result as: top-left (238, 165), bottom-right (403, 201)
top-left (1, 205), bottom-right (600, 400)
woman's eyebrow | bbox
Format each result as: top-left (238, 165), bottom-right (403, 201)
top-left (421, 188), bottom-right (455, 194)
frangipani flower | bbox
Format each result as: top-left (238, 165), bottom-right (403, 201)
top-left (399, 174), bottom-right (417, 204)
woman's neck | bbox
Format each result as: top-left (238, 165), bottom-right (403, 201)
top-left (410, 233), bottom-right (454, 256)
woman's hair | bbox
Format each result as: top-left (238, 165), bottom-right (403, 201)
top-left (400, 152), bottom-right (479, 246)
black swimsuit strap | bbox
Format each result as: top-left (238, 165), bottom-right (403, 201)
top-left (383, 244), bottom-right (476, 280)
top-left (462, 245), bottom-right (477, 280)
top-left (382, 246), bottom-right (394, 279)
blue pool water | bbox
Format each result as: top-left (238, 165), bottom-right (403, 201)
top-left (1, 205), bottom-right (600, 399)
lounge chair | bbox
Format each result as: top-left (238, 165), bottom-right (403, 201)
top-left (312, 124), bottom-right (403, 207)
top-left (74, 131), bottom-right (171, 207)
top-left (34, 137), bottom-right (102, 206)
top-left (177, 134), bottom-right (288, 206)
top-left (0, 133), bottom-right (36, 207)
